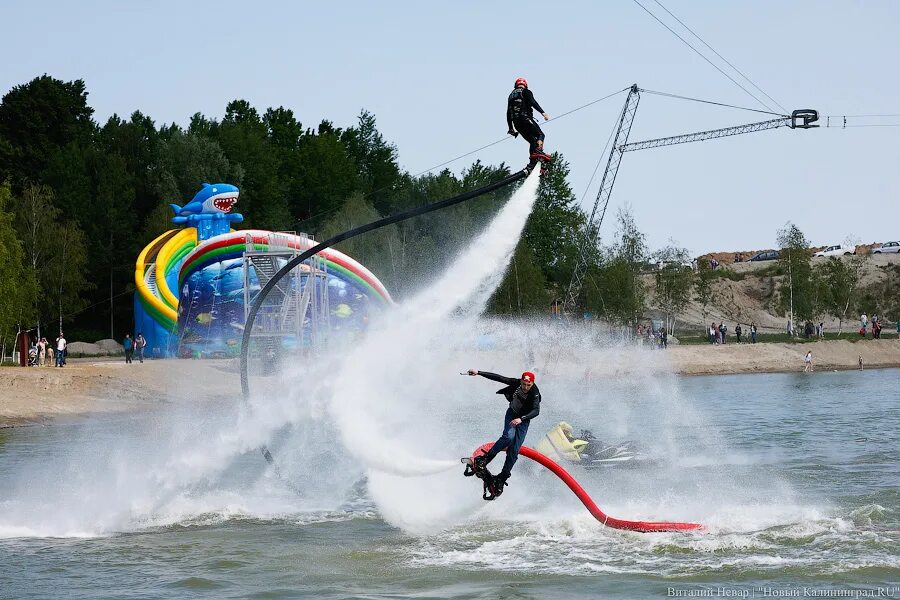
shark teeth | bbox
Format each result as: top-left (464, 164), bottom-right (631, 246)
top-left (212, 197), bottom-right (237, 213)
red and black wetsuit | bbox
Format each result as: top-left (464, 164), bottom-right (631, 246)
top-left (507, 87), bottom-right (546, 155)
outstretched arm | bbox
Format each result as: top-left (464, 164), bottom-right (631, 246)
top-left (467, 369), bottom-right (519, 386)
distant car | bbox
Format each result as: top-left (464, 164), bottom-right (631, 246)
top-left (814, 244), bottom-right (857, 257)
top-left (873, 241), bottom-right (900, 254)
top-left (749, 250), bottom-right (779, 261)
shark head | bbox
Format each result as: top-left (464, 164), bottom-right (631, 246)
top-left (191, 183), bottom-right (239, 214)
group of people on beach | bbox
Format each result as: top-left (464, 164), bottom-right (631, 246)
top-left (635, 323), bottom-right (668, 349)
top-left (28, 333), bottom-right (67, 367)
top-left (708, 322), bottom-right (758, 344)
top-left (859, 313), bottom-right (888, 339)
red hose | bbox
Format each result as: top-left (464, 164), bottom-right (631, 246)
top-left (471, 443), bottom-right (703, 533)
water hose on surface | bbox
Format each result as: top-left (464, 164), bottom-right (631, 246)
top-left (470, 443), bottom-right (704, 533)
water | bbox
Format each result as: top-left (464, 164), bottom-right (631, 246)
top-left (1, 369), bottom-right (897, 598)
top-left (1, 169), bottom-right (898, 597)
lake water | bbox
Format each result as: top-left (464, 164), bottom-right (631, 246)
top-left (1, 367), bottom-right (898, 599)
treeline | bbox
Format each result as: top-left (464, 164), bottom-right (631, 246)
top-left (5, 76), bottom-right (888, 346)
top-left (2, 74), bottom-right (639, 342)
top-left (651, 222), bottom-right (899, 335)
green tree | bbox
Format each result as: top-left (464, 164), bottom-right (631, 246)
top-left (586, 206), bottom-right (647, 326)
top-left (777, 222), bottom-right (813, 332)
top-left (524, 153), bottom-right (584, 288)
top-left (0, 75), bottom-right (95, 185)
top-left (218, 99), bottom-right (288, 229)
top-left (653, 243), bottom-right (693, 334)
top-left (694, 259), bottom-right (715, 323)
top-left (487, 241), bottom-right (549, 315)
top-left (0, 182), bottom-right (37, 335)
top-left (147, 129), bottom-right (239, 239)
top-left (98, 111), bottom-right (160, 220)
top-left (45, 220), bottom-right (91, 333)
top-left (291, 121), bottom-right (359, 229)
top-left (815, 255), bottom-right (864, 335)
top-left (341, 110), bottom-right (402, 215)
top-left (13, 184), bottom-right (62, 322)
top-left (317, 191), bottom-right (399, 291)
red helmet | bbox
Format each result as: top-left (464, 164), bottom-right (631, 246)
top-left (514, 77), bottom-right (528, 88)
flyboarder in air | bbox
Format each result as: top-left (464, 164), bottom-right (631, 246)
top-left (507, 77), bottom-right (552, 174)
top-left (464, 369), bottom-right (541, 500)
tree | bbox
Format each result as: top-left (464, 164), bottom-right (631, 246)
top-left (586, 206), bottom-right (647, 326)
top-left (815, 255), bottom-right (864, 335)
top-left (0, 182), bottom-right (37, 335)
top-left (317, 191), bottom-right (399, 291)
top-left (487, 241), bottom-right (549, 315)
top-left (13, 184), bottom-right (61, 326)
top-left (218, 100), bottom-right (288, 229)
top-left (291, 121), bottom-right (359, 230)
top-left (146, 129), bottom-right (239, 240)
top-left (341, 110), bottom-right (401, 215)
top-left (0, 75), bottom-right (95, 185)
top-left (653, 243), bottom-right (693, 334)
top-left (777, 222), bottom-right (813, 332)
top-left (522, 153), bottom-right (584, 288)
top-left (694, 259), bottom-right (715, 324)
top-left (45, 220), bottom-right (91, 333)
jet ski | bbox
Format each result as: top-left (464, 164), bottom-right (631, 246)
top-left (535, 422), bottom-right (648, 468)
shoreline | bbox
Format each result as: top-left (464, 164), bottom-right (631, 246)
top-left (2, 339), bottom-right (899, 428)
top-left (665, 338), bottom-right (900, 376)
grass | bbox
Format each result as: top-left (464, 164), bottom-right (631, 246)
top-left (753, 263), bottom-right (786, 277)
top-left (707, 268), bottom-right (747, 281)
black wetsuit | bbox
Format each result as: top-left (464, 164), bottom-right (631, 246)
top-left (507, 87), bottom-right (546, 155)
top-left (477, 371), bottom-right (541, 480)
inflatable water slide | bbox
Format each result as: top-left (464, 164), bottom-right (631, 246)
top-left (134, 183), bottom-right (391, 357)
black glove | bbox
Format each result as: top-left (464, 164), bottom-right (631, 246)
top-left (507, 130), bottom-right (518, 137)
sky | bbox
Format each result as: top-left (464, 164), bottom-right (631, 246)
top-left (1, 0), bottom-right (898, 256)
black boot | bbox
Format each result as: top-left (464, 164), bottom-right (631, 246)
top-left (489, 472), bottom-right (509, 499)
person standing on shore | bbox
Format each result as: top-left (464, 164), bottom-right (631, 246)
top-left (55, 333), bottom-right (66, 367)
top-left (36, 337), bottom-right (46, 367)
top-left (735, 324), bottom-right (743, 344)
top-left (804, 350), bottom-right (813, 372)
top-left (135, 333), bottom-right (147, 363)
top-left (751, 322), bottom-right (758, 344)
top-left (123, 334), bottom-right (134, 364)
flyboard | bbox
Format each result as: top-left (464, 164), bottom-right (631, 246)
top-left (463, 442), bottom-right (703, 533)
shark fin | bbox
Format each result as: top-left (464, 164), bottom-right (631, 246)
top-left (169, 203), bottom-right (183, 215)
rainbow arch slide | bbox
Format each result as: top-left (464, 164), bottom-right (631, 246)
top-left (134, 228), bottom-right (392, 357)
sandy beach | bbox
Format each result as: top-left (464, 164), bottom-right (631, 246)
top-left (0, 359), bottom-right (241, 428)
top-left (2, 338), bottom-right (899, 428)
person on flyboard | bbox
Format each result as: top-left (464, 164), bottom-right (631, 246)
top-left (507, 77), bottom-right (552, 175)
top-left (465, 369), bottom-right (542, 499)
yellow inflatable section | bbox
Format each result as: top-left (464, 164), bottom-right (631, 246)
top-left (134, 228), bottom-right (199, 330)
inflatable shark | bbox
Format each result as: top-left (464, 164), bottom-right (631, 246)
top-left (170, 183), bottom-right (244, 240)
top-left (170, 183), bottom-right (242, 219)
